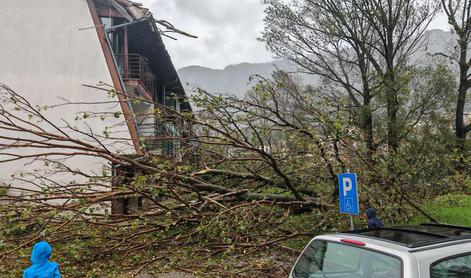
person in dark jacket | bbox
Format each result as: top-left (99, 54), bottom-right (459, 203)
top-left (23, 241), bottom-right (61, 278)
top-left (365, 208), bottom-right (384, 229)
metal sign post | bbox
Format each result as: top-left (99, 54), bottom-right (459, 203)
top-left (338, 173), bottom-right (359, 230)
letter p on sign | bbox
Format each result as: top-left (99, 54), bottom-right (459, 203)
top-left (343, 178), bottom-right (352, 197)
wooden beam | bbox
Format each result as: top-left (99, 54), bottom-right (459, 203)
top-left (86, 0), bottom-right (143, 155)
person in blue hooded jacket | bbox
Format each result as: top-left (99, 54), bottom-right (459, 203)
top-left (365, 208), bottom-right (384, 229)
top-left (23, 241), bottom-right (61, 278)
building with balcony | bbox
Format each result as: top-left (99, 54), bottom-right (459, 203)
top-left (94, 0), bottom-right (192, 154)
top-left (0, 0), bottom-right (192, 209)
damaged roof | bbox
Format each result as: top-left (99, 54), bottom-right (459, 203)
top-left (95, 0), bottom-right (152, 21)
top-left (112, 0), bottom-right (151, 20)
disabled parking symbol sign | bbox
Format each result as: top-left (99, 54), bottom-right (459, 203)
top-left (338, 173), bottom-right (359, 215)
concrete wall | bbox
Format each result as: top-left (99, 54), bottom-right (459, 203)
top-left (0, 0), bottom-right (134, 194)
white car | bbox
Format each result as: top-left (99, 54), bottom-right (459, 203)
top-left (289, 223), bottom-right (471, 277)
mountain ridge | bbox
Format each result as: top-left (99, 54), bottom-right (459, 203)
top-left (177, 29), bottom-right (455, 97)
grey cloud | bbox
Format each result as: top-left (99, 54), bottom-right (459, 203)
top-left (139, 0), bottom-right (450, 70)
top-left (140, 0), bottom-right (274, 69)
top-left (155, 0), bottom-right (264, 25)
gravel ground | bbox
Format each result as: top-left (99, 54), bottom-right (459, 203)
top-left (137, 272), bottom-right (194, 278)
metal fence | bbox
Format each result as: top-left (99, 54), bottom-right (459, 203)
top-left (115, 53), bottom-right (155, 95)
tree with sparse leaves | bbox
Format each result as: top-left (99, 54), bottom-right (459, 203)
top-left (261, 0), bottom-right (440, 156)
top-left (440, 0), bottom-right (471, 151)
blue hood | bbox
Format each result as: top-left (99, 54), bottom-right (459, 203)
top-left (30, 241), bottom-right (52, 265)
top-left (366, 208), bottom-right (384, 228)
top-left (24, 241), bottom-right (61, 278)
top-left (366, 208), bottom-right (376, 219)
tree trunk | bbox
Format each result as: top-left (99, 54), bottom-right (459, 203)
top-left (455, 38), bottom-right (469, 151)
top-left (385, 69), bottom-right (399, 152)
top-left (361, 97), bottom-right (375, 160)
top-left (358, 51), bottom-right (375, 160)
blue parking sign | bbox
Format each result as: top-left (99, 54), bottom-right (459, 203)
top-left (338, 173), bottom-right (359, 215)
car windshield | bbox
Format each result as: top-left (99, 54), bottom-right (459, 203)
top-left (292, 240), bottom-right (402, 278)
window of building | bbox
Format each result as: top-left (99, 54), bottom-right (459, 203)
top-left (100, 16), bottom-right (112, 28)
top-left (99, 16), bottom-right (126, 55)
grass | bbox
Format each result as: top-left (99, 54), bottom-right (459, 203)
top-left (412, 194), bottom-right (471, 226)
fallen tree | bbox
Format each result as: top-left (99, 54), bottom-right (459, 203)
top-left (0, 68), bottom-right (462, 276)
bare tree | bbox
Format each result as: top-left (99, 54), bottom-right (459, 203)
top-left (441, 0), bottom-right (471, 150)
top-left (262, 0), bottom-right (379, 159)
top-left (262, 0), bottom-right (439, 155)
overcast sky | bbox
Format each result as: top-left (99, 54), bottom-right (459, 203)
top-left (139, 0), bottom-right (451, 70)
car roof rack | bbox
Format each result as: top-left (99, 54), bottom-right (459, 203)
top-left (341, 223), bottom-right (471, 248)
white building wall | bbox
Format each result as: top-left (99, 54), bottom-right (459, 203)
top-left (0, 0), bottom-right (134, 193)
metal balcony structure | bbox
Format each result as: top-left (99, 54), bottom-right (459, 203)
top-left (115, 53), bottom-right (155, 97)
